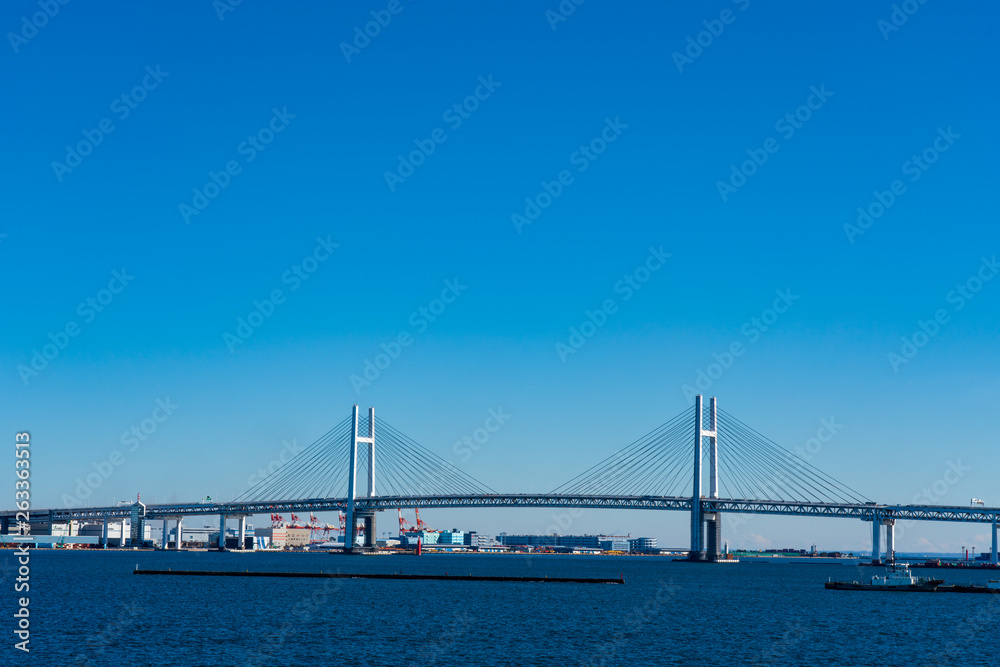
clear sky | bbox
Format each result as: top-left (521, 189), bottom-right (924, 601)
top-left (3, 1), bottom-right (998, 553)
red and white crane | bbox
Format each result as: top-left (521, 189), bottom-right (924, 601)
top-left (414, 508), bottom-right (436, 533)
top-left (398, 508), bottom-right (415, 534)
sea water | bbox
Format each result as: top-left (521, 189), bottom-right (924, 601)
top-left (6, 550), bottom-right (999, 666)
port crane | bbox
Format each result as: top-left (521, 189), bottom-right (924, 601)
top-left (398, 508), bottom-right (415, 533)
top-left (414, 508), bottom-right (436, 533)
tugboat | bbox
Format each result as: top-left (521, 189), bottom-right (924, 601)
top-left (826, 563), bottom-right (943, 592)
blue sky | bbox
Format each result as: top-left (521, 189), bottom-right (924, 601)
top-left (3, 1), bottom-right (998, 553)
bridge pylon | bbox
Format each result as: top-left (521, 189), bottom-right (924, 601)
top-left (690, 395), bottom-right (721, 561)
top-left (870, 513), bottom-right (882, 565)
top-left (344, 405), bottom-right (376, 553)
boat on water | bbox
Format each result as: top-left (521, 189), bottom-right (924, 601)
top-left (937, 580), bottom-right (1000, 594)
top-left (825, 563), bottom-right (944, 592)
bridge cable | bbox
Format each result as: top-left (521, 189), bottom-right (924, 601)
top-left (551, 408), bottom-right (693, 495)
top-left (717, 410), bottom-right (869, 503)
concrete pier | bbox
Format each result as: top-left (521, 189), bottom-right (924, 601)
top-left (993, 521), bottom-right (998, 566)
top-left (884, 519), bottom-right (895, 564)
top-left (871, 516), bottom-right (882, 565)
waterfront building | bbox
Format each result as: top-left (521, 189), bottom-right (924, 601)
top-left (76, 521), bottom-right (152, 547)
top-left (285, 527), bottom-right (311, 547)
top-left (253, 527), bottom-right (286, 549)
top-left (497, 534), bottom-right (557, 547)
top-left (400, 530), bottom-right (440, 545)
top-left (599, 539), bottom-right (630, 552)
top-left (465, 532), bottom-right (501, 548)
top-left (628, 537), bottom-right (658, 553)
top-left (497, 534), bottom-right (631, 550)
top-left (438, 530), bottom-right (465, 545)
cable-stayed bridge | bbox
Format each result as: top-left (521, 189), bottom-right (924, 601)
top-left (4, 396), bottom-right (998, 564)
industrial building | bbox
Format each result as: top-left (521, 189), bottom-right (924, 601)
top-left (495, 534), bottom-right (660, 553)
top-left (437, 530), bottom-right (465, 545)
top-left (284, 527), bottom-right (311, 548)
top-left (253, 527), bottom-right (286, 549)
top-left (599, 539), bottom-right (630, 552)
top-left (397, 529), bottom-right (503, 550)
top-left (71, 520), bottom-right (151, 547)
top-left (497, 534), bottom-right (631, 550)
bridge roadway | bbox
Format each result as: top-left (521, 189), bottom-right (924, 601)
top-left (4, 495), bottom-right (999, 524)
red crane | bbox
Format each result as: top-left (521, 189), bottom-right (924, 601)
top-left (398, 508), bottom-right (415, 534)
top-left (415, 508), bottom-right (436, 532)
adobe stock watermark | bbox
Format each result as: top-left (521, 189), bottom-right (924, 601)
top-left (213, 0), bottom-right (244, 21)
top-left (17, 268), bottom-right (135, 385)
top-left (246, 438), bottom-right (306, 487)
top-left (751, 622), bottom-right (808, 667)
top-left (843, 126), bottom-right (959, 244)
top-left (350, 278), bottom-right (467, 394)
top-left (682, 288), bottom-right (799, 402)
top-left (425, 612), bottom-right (476, 665)
top-left (716, 84), bottom-right (833, 202)
top-left (935, 592), bottom-right (1000, 666)
top-left (61, 398), bottom-right (179, 507)
top-left (585, 578), bottom-right (680, 667)
top-left (556, 245), bottom-right (670, 363)
top-left (224, 235), bottom-right (339, 352)
top-left (13, 431), bottom-right (31, 653)
top-left (511, 116), bottom-right (628, 233)
top-left (451, 408), bottom-right (511, 462)
top-left (179, 107), bottom-right (295, 224)
top-left (384, 75), bottom-right (501, 192)
top-left (887, 255), bottom-right (996, 372)
top-left (877, 0), bottom-right (930, 41)
top-left (894, 459), bottom-right (971, 543)
top-left (51, 65), bottom-right (169, 182)
top-left (7, 0), bottom-right (70, 54)
top-left (247, 572), bottom-right (346, 665)
top-left (72, 601), bottom-right (142, 665)
top-left (545, 0), bottom-right (586, 31)
top-left (725, 416), bottom-right (842, 533)
top-left (791, 417), bottom-right (843, 463)
top-left (340, 0), bottom-right (412, 63)
top-left (672, 0), bottom-right (751, 73)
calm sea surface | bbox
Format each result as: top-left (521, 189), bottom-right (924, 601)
top-left (5, 550), bottom-right (999, 666)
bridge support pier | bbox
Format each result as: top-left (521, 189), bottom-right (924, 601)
top-left (884, 519), bottom-right (895, 564)
top-left (344, 516), bottom-right (358, 550)
top-left (102, 518), bottom-right (108, 549)
top-left (363, 514), bottom-right (376, 549)
top-left (871, 516), bottom-right (882, 565)
top-left (175, 517), bottom-right (183, 550)
top-left (705, 513), bottom-right (722, 560)
top-left (238, 516), bottom-right (247, 550)
top-left (218, 515), bottom-right (226, 551)
top-left (690, 396), bottom-right (718, 561)
top-left (992, 521), bottom-right (998, 566)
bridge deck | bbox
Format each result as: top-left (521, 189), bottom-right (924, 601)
top-left (4, 496), bottom-right (997, 524)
